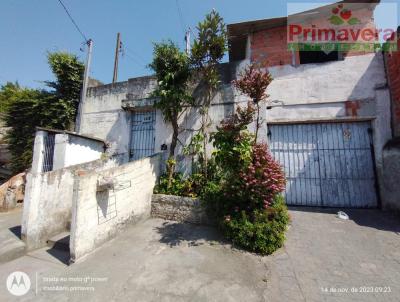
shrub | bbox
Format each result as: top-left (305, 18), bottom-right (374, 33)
top-left (203, 103), bottom-right (288, 255)
top-left (221, 195), bottom-right (289, 255)
top-left (154, 172), bottom-right (196, 197)
top-left (227, 143), bottom-right (286, 212)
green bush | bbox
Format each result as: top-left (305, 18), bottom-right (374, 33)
top-left (221, 195), bottom-right (289, 255)
top-left (154, 172), bottom-right (195, 197)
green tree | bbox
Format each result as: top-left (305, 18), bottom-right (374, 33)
top-left (46, 51), bottom-right (85, 129)
top-left (0, 82), bottom-right (37, 113)
top-left (191, 9), bottom-right (228, 178)
top-left (149, 41), bottom-right (192, 187)
top-left (4, 51), bottom-right (84, 173)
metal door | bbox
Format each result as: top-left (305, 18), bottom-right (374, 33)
top-left (42, 133), bottom-right (55, 172)
top-left (129, 111), bottom-right (156, 161)
top-left (269, 122), bottom-right (377, 207)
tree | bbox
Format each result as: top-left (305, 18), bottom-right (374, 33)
top-left (0, 82), bottom-right (36, 113)
top-left (149, 41), bottom-right (192, 187)
top-left (46, 51), bottom-right (85, 130)
top-left (233, 64), bottom-right (273, 143)
top-left (191, 9), bottom-right (228, 178)
top-left (4, 51), bottom-right (84, 173)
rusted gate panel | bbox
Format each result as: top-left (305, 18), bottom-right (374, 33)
top-left (269, 122), bottom-right (377, 208)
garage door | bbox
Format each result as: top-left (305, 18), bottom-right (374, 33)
top-left (269, 122), bottom-right (377, 208)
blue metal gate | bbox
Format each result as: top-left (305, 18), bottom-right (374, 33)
top-left (129, 111), bottom-right (156, 161)
top-left (269, 121), bottom-right (377, 208)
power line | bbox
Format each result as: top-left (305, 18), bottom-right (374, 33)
top-left (121, 42), bottom-right (147, 64)
top-left (57, 0), bottom-right (88, 42)
top-left (175, 0), bottom-right (186, 35)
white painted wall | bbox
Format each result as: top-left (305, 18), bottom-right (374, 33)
top-left (22, 168), bottom-right (76, 250)
top-left (70, 154), bottom-right (161, 262)
top-left (22, 158), bottom-right (118, 251)
top-left (267, 53), bottom-right (386, 105)
top-left (53, 134), bottom-right (104, 170)
top-left (31, 131), bottom-right (46, 174)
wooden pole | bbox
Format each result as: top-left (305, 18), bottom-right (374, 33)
top-left (113, 32), bottom-right (121, 83)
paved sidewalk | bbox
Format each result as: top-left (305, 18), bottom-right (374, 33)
top-left (0, 209), bottom-right (399, 301)
top-left (0, 207), bottom-right (25, 263)
top-left (264, 208), bottom-right (400, 302)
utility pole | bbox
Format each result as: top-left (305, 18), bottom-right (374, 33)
top-left (76, 39), bottom-right (93, 133)
top-left (113, 32), bottom-right (121, 83)
top-left (185, 29), bottom-right (190, 55)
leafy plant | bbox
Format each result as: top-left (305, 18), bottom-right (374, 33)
top-left (233, 64), bottom-right (273, 143)
top-left (191, 9), bottom-right (228, 178)
top-left (4, 52), bottom-right (84, 173)
top-left (221, 195), bottom-right (289, 255)
top-left (211, 103), bottom-right (255, 176)
top-left (149, 41), bottom-right (192, 188)
top-left (203, 102), bottom-right (288, 255)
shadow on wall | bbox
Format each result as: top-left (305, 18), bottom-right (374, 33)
top-left (155, 220), bottom-right (225, 247)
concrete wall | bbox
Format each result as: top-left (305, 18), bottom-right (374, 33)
top-left (267, 53), bottom-right (386, 105)
top-left (70, 154), bottom-right (161, 263)
top-left (31, 130), bottom-right (105, 173)
top-left (151, 194), bottom-right (210, 225)
top-left (381, 139), bottom-right (400, 212)
top-left (22, 159), bottom-right (116, 251)
top-left (53, 134), bottom-right (104, 170)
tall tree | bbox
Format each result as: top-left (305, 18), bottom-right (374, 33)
top-left (4, 51), bottom-right (84, 173)
top-left (233, 64), bottom-right (273, 143)
top-left (149, 41), bottom-right (192, 187)
top-left (191, 9), bottom-right (227, 178)
top-left (46, 51), bottom-right (85, 130)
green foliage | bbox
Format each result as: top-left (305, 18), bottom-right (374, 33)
top-left (149, 41), bottom-right (192, 123)
top-left (191, 9), bottom-right (228, 90)
top-left (3, 51), bottom-right (84, 173)
top-left (202, 103), bottom-right (288, 255)
top-left (211, 103), bottom-right (255, 176)
top-left (46, 51), bottom-right (84, 111)
top-left (0, 82), bottom-right (36, 113)
top-left (190, 10), bottom-right (228, 178)
top-left (221, 195), bottom-right (289, 255)
top-left (154, 172), bottom-right (198, 198)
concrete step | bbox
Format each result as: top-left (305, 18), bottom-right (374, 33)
top-left (47, 232), bottom-right (70, 252)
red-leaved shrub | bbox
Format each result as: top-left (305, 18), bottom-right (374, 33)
top-left (224, 143), bottom-right (286, 212)
top-left (241, 144), bottom-right (286, 208)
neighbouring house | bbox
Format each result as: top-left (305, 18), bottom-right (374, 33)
top-left (21, 0), bottom-right (400, 263)
top-left (76, 1), bottom-right (394, 209)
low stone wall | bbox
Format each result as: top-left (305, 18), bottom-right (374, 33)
top-left (151, 194), bottom-right (211, 225)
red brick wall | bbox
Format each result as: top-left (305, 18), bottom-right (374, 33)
top-left (251, 26), bottom-right (296, 68)
top-left (385, 34), bottom-right (400, 137)
top-left (249, 7), bottom-right (375, 68)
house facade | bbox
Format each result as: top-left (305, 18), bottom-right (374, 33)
top-left (76, 1), bottom-right (396, 209)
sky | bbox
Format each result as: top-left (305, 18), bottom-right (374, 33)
top-left (0, 0), bottom-right (399, 89)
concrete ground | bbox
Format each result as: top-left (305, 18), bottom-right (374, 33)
top-left (0, 207), bottom-right (25, 263)
top-left (0, 209), bottom-right (399, 301)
